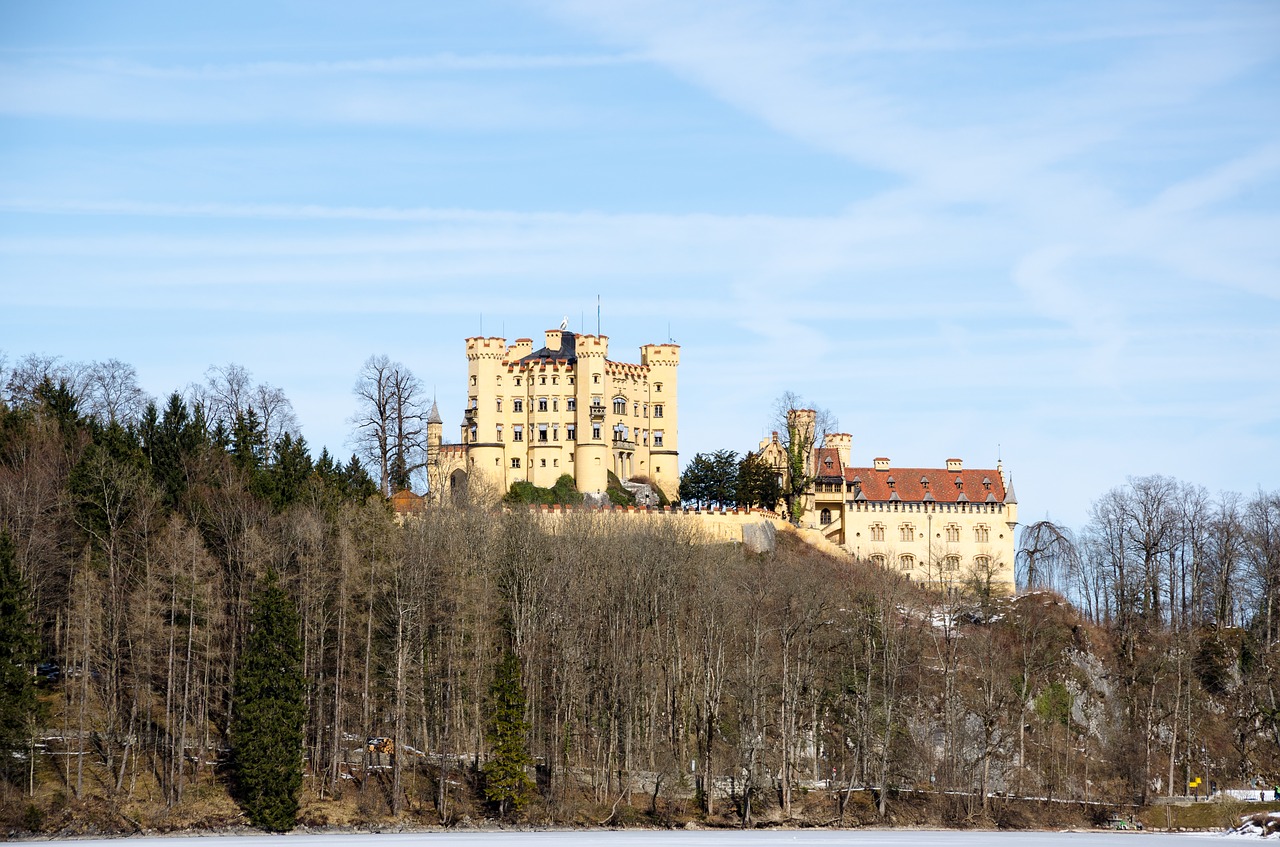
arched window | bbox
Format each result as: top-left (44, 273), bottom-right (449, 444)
top-left (975, 524), bottom-right (990, 543)
top-left (870, 554), bottom-right (886, 568)
top-left (899, 554), bottom-right (915, 571)
top-left (820, 508), bottom-right (832, 525)
top-left (945, 524), bottom-right (960, 542)
top-left (944, 555), bottom-right (960, 572)
top-left (613, 396), bottom-right (627, 415)
top-left (974, 555), bottom-right (991, 572)
top-left (871, 523), bottom-right (885, 542)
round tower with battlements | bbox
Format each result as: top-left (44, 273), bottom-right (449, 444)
top-left (573, 334), bottom-right (610, 494)
top-left (465, 336), bottom-right (507, 490)
top-left (640, 343), bottom-right (680, 499)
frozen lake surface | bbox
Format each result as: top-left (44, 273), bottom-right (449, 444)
top-left (41, 831), bottom-right (1228, 847)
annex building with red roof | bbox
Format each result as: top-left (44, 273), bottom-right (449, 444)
top-left (759, 409), bottom-right (1018, 592)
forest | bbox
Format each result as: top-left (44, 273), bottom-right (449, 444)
top-left (0, 352), bottom-right (1278, 832)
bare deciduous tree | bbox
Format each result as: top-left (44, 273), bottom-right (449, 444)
top-left (349, 355), bottom-right (428, 496)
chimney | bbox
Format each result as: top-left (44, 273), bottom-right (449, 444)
top-left (874, 457), bottom-right (890, 471)
top-left (946, 458), bottom-right (963, 472)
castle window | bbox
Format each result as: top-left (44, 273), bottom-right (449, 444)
top-left (946, 524), bottom-right (960, 542)
top-left (592, 374), bottom-right (600, 384)
top-left (552, 398), bottom-right (559, 411)
top-left (633, 402), bottom-right (639, 417)
top-left (538, 425), bottom-right (548, 442)
top-left (495, 398), bottom-right (502, 412)
top-left (871, 524), bottom-right (885, 542)
top-left (513, 398), bottom-right (523, 413)
top-left (553, 458), bottom-right (558, 467)
top-left (643, 403), bottom-right (648, 417)
top-left (655, 382), bottom-right (662, 392)
top-left (975, 524), bottom-right (990, 543)
top-left (468, 426), bottom-right (476, 442)
top-left (653, 430), bottom-right (663, 447)
top-left (538, 398), bottom-right (548, 412)
top-left (496, 425), bottom-right (503, 441)
top-left (515, 377), bottom-right (522, 386)
top-left (870, 554), bottom-right (886, 568)
top-left (567, 425), bottom-right (576, 441)
top-left (540, 459), bottom-right (546, 467)
top-left (613, 397), bottom-right (626, 415)
top-left (566, 397), bottom-right (576, 411)
top-left (899, 554), bottom-right (915, 571)
top-left (511, 458), bottom-right (521, 469)
top-left (552, 376), bottom-right (558, 385)
top-left (592, 425), bottom-right (601, 440)
top-left (568, 377), bottom-right (575, 385)
top-left (974, 555), bottom-right (991, 572)
top-left (899, 524), bottom-right (914, 543)
top-left (540, 376), bottom-right (546, 385)
top-left (513, 426), bottom-right (524, 442)
top-left (653, 404), bottom-right (663, 418)
top-left (944, 555), bottom-right (960, 572)
top-left (470, 375), bottom-right (477, 386)
top-left (820, 508), bottom-right (832, 525)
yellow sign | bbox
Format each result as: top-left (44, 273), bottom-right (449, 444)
top-left (1189, 777), bottom-right (1202, 787)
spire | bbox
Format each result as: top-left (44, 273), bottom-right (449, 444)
top-left (1004, 476), bottom-right (1018, 505)
top-left (427, 399), bottom-right (442, 425)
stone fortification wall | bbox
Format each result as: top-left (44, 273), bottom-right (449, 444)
top-left (518, 503), bottom-right (792, 554)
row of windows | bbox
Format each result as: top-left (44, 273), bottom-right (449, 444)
top-left (868, 554), bottom-right (993, 572)
top-left (495, 424), bottom-right (664, 446)
top-left (476, 372), bottom-right (666, 393)
top-left (869, 523), bottom-right (992, 543)
top-left (492, 396), bottom-right (665, 418)
top-left (510, 456), bottom-right (569, 469)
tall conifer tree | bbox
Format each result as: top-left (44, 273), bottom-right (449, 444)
top-left (231, 570), bottom-right (305, 831)
top-left (0, 531), bottom-right (39, 788)
top-left (482, 650), bottom-right (535, 817)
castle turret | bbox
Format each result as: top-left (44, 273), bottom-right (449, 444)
top-left (640, 342), bottom-right (680, 500)
top-left (826, 432), bottom-right (852, 470)
top-left (465, 336), bottom-right (507, 491)
top-left (573, 334), bottom-right (610, 494)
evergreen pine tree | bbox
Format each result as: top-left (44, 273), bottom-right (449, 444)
top-left (231, 570), bottom-right (305, 831)
top-left (482, 650), bottom-right (535, 817)
top-left (0, 531), bottom-right (39, 787)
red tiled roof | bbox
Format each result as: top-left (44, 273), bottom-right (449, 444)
top-left (814, 447), bottom-right (843, 479)
top-left (844, 466), bottom-right (1006, 503)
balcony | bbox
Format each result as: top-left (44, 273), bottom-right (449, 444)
top-left (463, 407), bottom-right (477, 423)
top-left (612, 437), bottom-right (636, 452)
top-left (589, 403), bottom-right (606, 420)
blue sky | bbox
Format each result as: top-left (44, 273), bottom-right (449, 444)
top-left (1, 0), bottom-right (1277, 528)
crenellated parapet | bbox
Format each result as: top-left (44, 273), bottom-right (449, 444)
top-left (465, 336), bottom-right (508, 361)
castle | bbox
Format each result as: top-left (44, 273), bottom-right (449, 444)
top-left (759, 410), bottom-right (1018, 590)
top-left (418, 331), bottom-right (1015, 591)
top-left (424, 328), bottom-right (680, 500)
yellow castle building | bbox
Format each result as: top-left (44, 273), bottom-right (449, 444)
top-left (760, 410), bottom-right (1018, 591)
top-left (426, 328), bottom-right (680, 500)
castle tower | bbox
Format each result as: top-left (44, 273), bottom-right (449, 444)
top-left (640, 343), bottom-right (680, 499)
top-left (426, 399), bottom-right (443, 452)
top-left (826, 432), bottom-right (852, 470)
top-left (465, 336), bottom-right (507, 490)
top-left (573, 334), bottom-right (610, 494)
